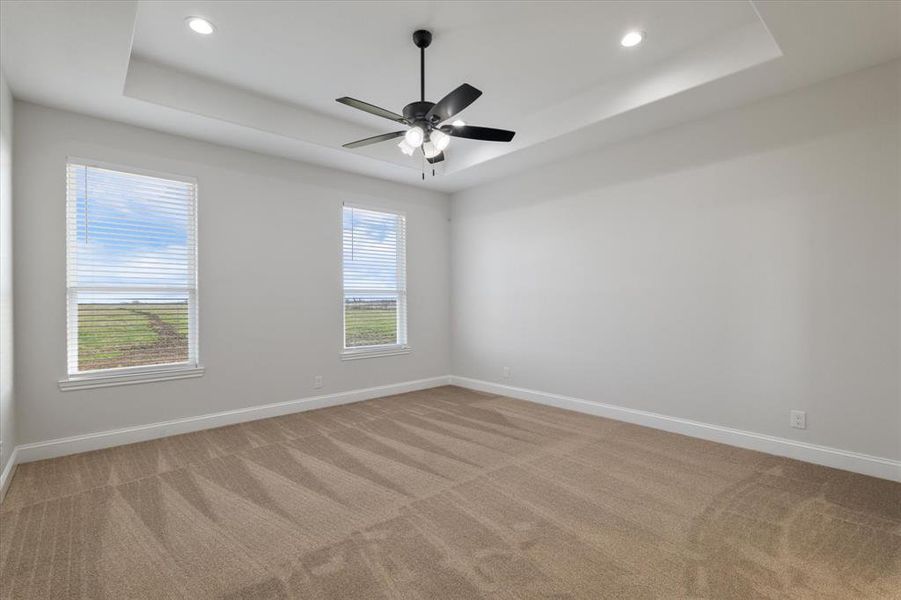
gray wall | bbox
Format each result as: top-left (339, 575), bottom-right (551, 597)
top-left (9, 61), bottom-right (901, 464)
top-left (13, 102), bottom-right (451, 445)
top-left (451, 61), bottom-right (901, 461)
top-left (0, 71), bottom-right (14, 472)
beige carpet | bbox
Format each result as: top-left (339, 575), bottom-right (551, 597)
top-left (1, 386), bottom-right (898, 599)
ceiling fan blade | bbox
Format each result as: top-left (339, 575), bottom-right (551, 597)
top-left (342, 130), bottom-right (405, 149)
top-left (426, 84), bottom-right (482, 123)
top-left (426, 152), bottom-right (445, 164)
top-left (336, 97), bottom-right (407, 124)
top-left (442, 125), bottom-right (515, 142)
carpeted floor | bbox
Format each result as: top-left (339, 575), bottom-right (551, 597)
top-left (1, 386), bottom-right (898, 599)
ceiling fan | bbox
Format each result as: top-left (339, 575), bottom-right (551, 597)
top-left (336, 29), bottom-right (515, 168)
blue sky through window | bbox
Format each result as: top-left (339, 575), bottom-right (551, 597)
top-left (71, 164), bottom-right (194, 303)
top-left (342, 206), bottom-right (401, 293)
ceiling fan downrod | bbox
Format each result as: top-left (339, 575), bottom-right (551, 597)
top-left (413, 29), bottom-right (432, 102)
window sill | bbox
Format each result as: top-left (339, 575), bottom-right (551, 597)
top-left (59, 366), bottom-right (205, 391)
top-left (341, 346), bottom-right (411, 361)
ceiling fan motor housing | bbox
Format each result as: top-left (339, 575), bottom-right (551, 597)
top-left (403, 101), bottom-right (436, 127)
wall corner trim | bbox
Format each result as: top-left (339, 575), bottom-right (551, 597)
top-left (10, 375), bottom-right (451, 467)
top-left (0, 447), bottom-right (19, 503)
top-left (449, 376), bottom-right (901, 482)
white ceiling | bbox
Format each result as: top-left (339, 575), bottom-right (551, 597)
top-left (131, 2), bottom-right (755, 126)
top-left (1, 1), bottom-right (899, 192)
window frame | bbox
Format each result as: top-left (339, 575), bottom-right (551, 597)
top-left (340, 202), bottom-right (410, 360)
top-left (60, 157), bottom-right (203, 390)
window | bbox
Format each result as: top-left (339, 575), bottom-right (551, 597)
top-left (64, 160), bottom-right (199, 382)
top-left (342, 205), bottom-right (408, 357)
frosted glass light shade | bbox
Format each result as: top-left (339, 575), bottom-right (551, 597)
top-left (431, 129), bottom-right (450, 151)
top-left (422, 141), bottom-right (440, 159)
top-left (397, 139), bottom-right (415, 156)
top-left (404, 127), bottom-right (425, 148)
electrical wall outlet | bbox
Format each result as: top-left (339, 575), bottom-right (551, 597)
top-left (790, 410), bottom-right (806, 430)
top-left (313, 375), bottom-right (323, 389)
top-left (502, 366), bottom-right (511, 378)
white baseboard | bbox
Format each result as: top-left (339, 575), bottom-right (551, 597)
top-left (6, 374), bottom-right (899, 488)
top-left (13, 376), bottom-right (451, 465)
top-left (451, 376), bottom-right (901, 482)
top-left (0, 447), bottom-right (18, 503)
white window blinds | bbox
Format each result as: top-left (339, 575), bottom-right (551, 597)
top-left (66, 161), bottom-right (198, 375)
top-left (342, 205), bottom-right (407, 350)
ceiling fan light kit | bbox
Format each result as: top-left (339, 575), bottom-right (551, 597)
top-left (337, 29), bottom-right (516, 178)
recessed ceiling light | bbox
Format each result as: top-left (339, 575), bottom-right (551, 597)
top-left (186, 17), bottom-right (215, 35)
top-left (620, 31), bottom-right (644, 48)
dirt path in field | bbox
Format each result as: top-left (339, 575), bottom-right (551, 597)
top-left (84, 309), bottom-right (187, 370)
top-left (137, 310), bottom-right (182, 345)
top-left (132, 309), bottom-right (188, 363)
